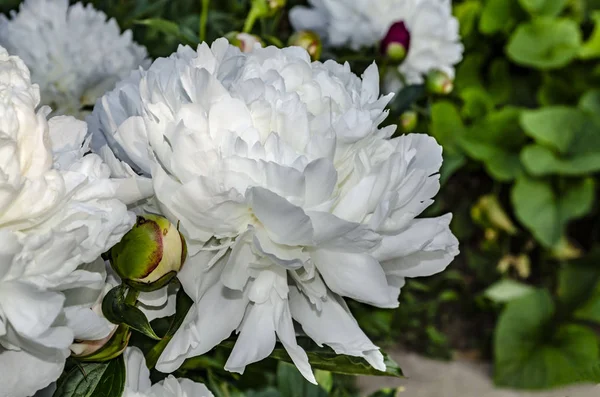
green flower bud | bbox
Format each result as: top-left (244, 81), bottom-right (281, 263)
top-left (110, 214), bottom-right (187, 292)
top-left (72, 325), bottom-right (131, 362)
top-left (268, 0), bottom-right (286, 12)
top-left (225, 31), bottom-right (264, 53)
top-left (288, 30), bottom-right (322, 61)
top-left (425, 69), bottom-right (454, 95)
top-left (399, 110), bottom-right (418, 132)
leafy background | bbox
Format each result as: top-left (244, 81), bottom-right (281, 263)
top-left (4, 0), bottom-right (600, 394)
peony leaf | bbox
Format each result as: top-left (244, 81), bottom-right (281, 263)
top-left (494, 289), bottom-right (599, 389)
top-left (217, 338), bottom-right (403, 378)
top-left (53, 356), bottom-right (126, 397)
top-left (484, 279), bottom-right (535, 303)
top-left (144, 287), bottom-right (194, 369)
top-left (277, 362), bottom-right (328, 397)
top-left (102, 284), bottom-right (161, 341)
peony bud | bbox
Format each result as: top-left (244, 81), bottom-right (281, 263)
top-left (288, 30), bottom-right (322, 61)
top-left (426, 69), bottom-right (454, 95)
top-left (225, 31), bottom-right (264, 53)
top-left (110, 214), bottom-right (187, 292)
top-left (381, 21), bottom-right (411, 62)
top-left (399, 110), bottom-right (418, 132)
top-left (268, 0), bottom-right (286, 12)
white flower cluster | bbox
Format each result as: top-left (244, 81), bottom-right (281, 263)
top-left (90, 39), bottom-right (459, 383)
top-left (0, 0), bottom-right (149, 117)
top-left (290, 0), bottom-right (463, 88)
top-left (0, 45), bottom-right (134, 397)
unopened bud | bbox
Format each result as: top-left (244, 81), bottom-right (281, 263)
top-left (381, 21), bottom-right (411, 62)
top-left (226, 31), bottom-right (264, 53)
top-left (399, 110), bottom-right (418, 132)
top-left (110, 214), bottom-right (187, 292)
top-left (289, 30), bottom-right (322, 61)
top-left (426, 69), bottom-right (454, 95)
top-left (268, 0), bottom-right (286, 11)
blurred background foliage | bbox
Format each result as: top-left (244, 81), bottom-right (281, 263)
top-left (4, 0), bottom-right (600, 394)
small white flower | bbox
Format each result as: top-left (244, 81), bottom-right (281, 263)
top-left (123, 347), bottom-right (213, 397)
top-left (0, 46), bottom-right (138, 397)
top-left (89, 39), bottom-right (459, 384)
top-left (0, 0), bottom-right (149, 117)
top-left (290, 0), bottom-right (463, 87)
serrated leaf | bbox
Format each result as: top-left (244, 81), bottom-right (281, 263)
top-left (102, 284), bottom-right (160, 341)
top-left (53, 356), bottom-right (126, 397)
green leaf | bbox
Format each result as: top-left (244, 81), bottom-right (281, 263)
top-left (479, 0), bottom-right (521, 35)
top-left (430, 101), bottom-right (466, 155)
top-left (518, 0), bottom-right (568, 16)
top-left (459, 87), bottom-right (495, 120)
top-left (580, 11), bottom-right (600, 59)
top-left (520, 144), bottom-right (600, 175)
top-left (506, 18), bottom-right (582, 69)
top-left (494, 290), bottom-right (599, 389)
top-left (53, 356), bottom-right (126, 397)
top-left (484, 279), bottom-right (536, 303)
top-left (135, 18), bottom-right (198, 45)
top-left (277, 362), bottom-right (328, 397)
top-left (579, 89), bottom-right (600, 115)
top-left (559, 252), bottom-right (600, 314)
top-left (511, 176), bottom-right (595, 247)
top-left (520, 107), bottom-right (588, 155)
top-left (577, 361), bottom-right (600, 383)
top-left (102, 284), bottom-right (160, 341)
top-left (217, 338), bottom-right (403, 378)
top-left (454, 0), bottom-right (482, 38)
top-left (459, 107), bottom-right (526, 181)
top-left (144, 287), bottom-right (194, 369)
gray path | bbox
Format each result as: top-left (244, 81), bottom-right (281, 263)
top-left (357, 350), bottom-right (600, 397)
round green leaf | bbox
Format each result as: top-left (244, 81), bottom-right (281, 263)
top-left (521, 144), bottom-right (600, 175)
top-left (494, 290), bottom-right (599, 389)
top-left (520, 107), bottom-right (588, 154)
top-left (506, 18), bottom-right (582, 69)
top-left (518, 0), bottom-right (568, 16)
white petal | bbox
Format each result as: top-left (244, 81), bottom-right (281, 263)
top-left (124, 347), bottom-right (152, 393)
top-left (0, 347), bottom-right (68, 397)
top-left (311, 250), bottom-right (397, 308)
top-left (289, 288), bottom-right (385, 372)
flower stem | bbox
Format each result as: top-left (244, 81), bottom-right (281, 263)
top-left (125, 287), bottom-right (140, 306)
top-left (199, 0), bottom-right (210, 42)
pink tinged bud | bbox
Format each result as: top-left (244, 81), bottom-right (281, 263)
top-left (400, 110), bottom-right (418, 132)
top-left (381, 21), bottom-right (411, 62)
top-left (289, 30), bottom-right (322, 61)
top-left (426, 69), bottom-right (454, 95)
top-left (226, 31), bottom-right (264, 53)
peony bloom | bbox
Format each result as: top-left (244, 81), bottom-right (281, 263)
top-left (289, 0), bottom-right (463, 87)
top-left (0, 46), bottom-right (139, 397)
top-left (124, 347), bottom-right (213, 397)
top-left (89, 39), bottom-right (459, 384)
top-left (0, 0), bottom-right (149, 117)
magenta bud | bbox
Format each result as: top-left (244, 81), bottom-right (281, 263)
top-left (381, 21), bottom-right (411, 62)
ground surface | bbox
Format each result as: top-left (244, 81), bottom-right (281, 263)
top-left (357, 349), bottom-right (600, 397)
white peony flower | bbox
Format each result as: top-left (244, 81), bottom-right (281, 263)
top-left (89, 39), bottom-right (459, 384)
top-left (0, 0), bottom-right (149, 117)
top-left (123, 347), bottom-right (213, 397)
top-left (290, 0), bottom-right (463, 87)
top-left (0, 46), bottom-right (139, 397)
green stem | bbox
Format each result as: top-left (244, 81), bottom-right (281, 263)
top-left (243, 7), bottom-right (260, 33)
top-left (199, 0), bottom-right (210, 42)
top-left (125, 287), bottom-right (140, 306)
